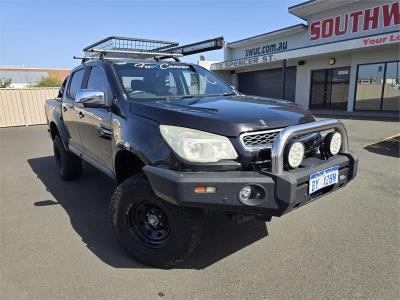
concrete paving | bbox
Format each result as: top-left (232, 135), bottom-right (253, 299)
top-left (0, 119), bottom-right (399, 299)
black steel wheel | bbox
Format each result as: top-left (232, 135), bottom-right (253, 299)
top-left (110, 172), bottom-right (205, 268)
top-left (127, 202), bottom-right (171, 247)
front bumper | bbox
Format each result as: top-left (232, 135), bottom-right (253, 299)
top-left (143, 152), bottom-right (358, 217)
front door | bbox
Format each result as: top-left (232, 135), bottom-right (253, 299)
top-left (78, 66), bottom-right (113, 172)
top-left (310, 67), bottom-right (350, 110)
top-left (62, 68), bottom-right (86, 152)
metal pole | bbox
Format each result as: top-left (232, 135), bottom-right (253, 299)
top-left (282, 59), bottom-right (287, 99)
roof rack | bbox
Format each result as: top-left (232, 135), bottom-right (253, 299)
top-left (75, 36), bottom-right (224, 63)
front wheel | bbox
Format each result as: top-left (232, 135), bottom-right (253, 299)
top-left (109, 173), bottom-right (204, 268)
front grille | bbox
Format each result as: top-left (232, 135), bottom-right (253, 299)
top-left (240, 129), bottom-right (282, 150)
top-left (240, 129), bottom-right (320, 151)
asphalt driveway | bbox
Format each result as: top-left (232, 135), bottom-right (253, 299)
top-left (0, 118), bottom-right (399, 299)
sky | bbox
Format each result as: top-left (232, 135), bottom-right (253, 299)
top-left (0, 0), bottom-right (305, 69)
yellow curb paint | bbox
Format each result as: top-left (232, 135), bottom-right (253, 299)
top-left (364, 133), bottom-right (399, 147)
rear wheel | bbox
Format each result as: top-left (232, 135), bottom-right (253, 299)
top-left (110, 172), bottom-right (204, 268)
top-left (53, 135), bottom-right (82, 181)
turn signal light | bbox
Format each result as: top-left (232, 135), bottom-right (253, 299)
top-left (195, 186), bottom-right (217, 193)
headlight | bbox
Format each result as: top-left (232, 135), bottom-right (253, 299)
top-left (159, 125), bottom-right (238, 163)
top-left (286, 141), bottom-right (305, 168)
top-left (321, 131), bottom-right (342, 156)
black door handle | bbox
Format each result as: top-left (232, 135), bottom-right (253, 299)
top-left (78, 111), bottom-right (84, 118)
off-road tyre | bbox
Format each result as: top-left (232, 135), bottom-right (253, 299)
top-left (53, 135), bottom-right (82, 181)
top-left (109, 172), bottom-right (204, 269)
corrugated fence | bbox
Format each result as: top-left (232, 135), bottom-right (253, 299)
top-left (0, 88), bottom-right (59, 127)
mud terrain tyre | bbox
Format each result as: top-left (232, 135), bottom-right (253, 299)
top-left (53, 135), bottom-right (82, 181)
top-left (110, 172), bottom-right (204, 268)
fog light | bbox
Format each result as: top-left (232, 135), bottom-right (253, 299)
top-left (286, 141), bottom-right (305, 168)
top-left (238, 185), bottom-right (252, 201)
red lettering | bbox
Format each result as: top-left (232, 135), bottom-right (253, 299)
top-left (389, 34), bottom-right (400, 42)
top-left (363, 7), bottom-right (380, 30)
top-left (383, 2), bottom-right (400, 27)
top-left (335, 14), bottom-right (348, 36)
top-left (310, 21), bottom-right (321, 40)
top-left (350, 11), bottom-right (362, 33)
top-left (310, 3), bottom-right (399, 40)
top-left (322, 18), bottom-right (334, 38)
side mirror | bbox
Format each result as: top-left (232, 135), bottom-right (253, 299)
top-left (75, 89), bottom-right (105, 107)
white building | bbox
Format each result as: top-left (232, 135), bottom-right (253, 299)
top-left (212, 0), bottom-right (400, 114)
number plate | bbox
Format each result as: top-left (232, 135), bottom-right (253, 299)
top-left (309, 166), bottom-right (339, 194)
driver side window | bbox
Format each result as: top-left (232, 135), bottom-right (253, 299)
top-left (86, 66), bottom-right (110, 104)
top-left (67, 69), bottom-right (85, 99)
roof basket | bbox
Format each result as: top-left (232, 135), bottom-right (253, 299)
top-left (76, 36), bottom-right (224, 62)
top-left (82, 36), bottom-right (181, 60)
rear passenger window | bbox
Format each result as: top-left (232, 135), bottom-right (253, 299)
top-left (87, 66), bottom-right (109, 93)
top-left (67, 69), bottom-right (85, 99)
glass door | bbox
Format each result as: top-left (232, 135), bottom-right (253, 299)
top-left (310, 67), bottom-right (350, 110)
top-left (310, 70), bottom-right (330, 109)
top-left (330, 67), bottom-right (350, 110)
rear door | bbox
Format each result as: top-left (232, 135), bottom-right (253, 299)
top-left (62, 68), bottom-right (85, 152)
top-left (78, 66), bottom-right (113, 172)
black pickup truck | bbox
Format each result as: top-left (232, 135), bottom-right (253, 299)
top-left (45, 37), bottom-right (358, 268)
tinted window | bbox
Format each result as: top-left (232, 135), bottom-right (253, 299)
top-left (355, 61), bottom-right (400, 111)
top-left (355, 63), bottom-right (384, 110)
top-left (382, 62), bottom-right (400, 111)
top-left (113, 63), bottom-right (232, 99)
top-left (67, 69), bottom-right (85, 99)
top-left (87, 66), bottom-right (108, 93)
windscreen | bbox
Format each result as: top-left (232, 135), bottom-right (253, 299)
top-left (113, 62), bottom-right (233, 99)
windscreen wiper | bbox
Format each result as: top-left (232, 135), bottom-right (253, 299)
top-left (166, 95), bottom-right (194, 100)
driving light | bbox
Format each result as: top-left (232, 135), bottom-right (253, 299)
top-left (328, 132), bottom-right (342, 155)
top-left (321, 132), bottom-right (342, 156)
top-left (286, 141), bottom-right (305, 168)
top-left (159, 125), bottom-right (237, 163)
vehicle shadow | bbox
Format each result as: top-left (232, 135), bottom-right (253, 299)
top-left (28, 156), bottom-right (268, 270)
top-left (364, 135), bottom-right (399, 158)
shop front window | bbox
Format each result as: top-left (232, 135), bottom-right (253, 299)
top-left (382, 62), bottom-right (400, 111)
top-left (355, 61), bottom-right (400, 111)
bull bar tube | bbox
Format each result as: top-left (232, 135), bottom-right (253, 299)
top-left (271, 119), bottom-right (349, 174)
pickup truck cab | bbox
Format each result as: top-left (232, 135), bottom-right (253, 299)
top-left (45, 37), bottom-right (358, 268)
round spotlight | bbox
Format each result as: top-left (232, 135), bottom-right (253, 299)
top-left (329, 132), bottom-right (342, 155)
top-left (238, 185), bottom-right (252, 202)
top-left (286, 141), bottom-right (305, 168)
top-left (322, 132), bottom-right (342, 156)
